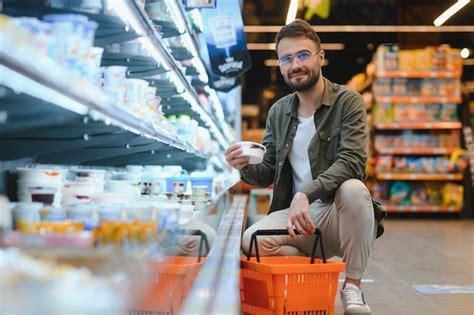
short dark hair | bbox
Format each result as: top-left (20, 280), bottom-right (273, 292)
top-left (275, 19), bottom-right (321, 51)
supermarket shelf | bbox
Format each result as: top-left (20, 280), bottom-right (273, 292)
top-left (375, 148), bottom-right (460, 155)
top-left (374, 122), bottom-right (462, 130)
top-left (376, 173), bottom-right (463, 181)
top-left (375, 96), bottom-right (462, 104)
top-left (0, 53), bottom-right (207, 161)
top-left (3, 0), bottom-right (232, 150)
top-left (376, 70), bottom-right (462, 79)
top-left (115, 1), bottom-right (232, 149)
top-left (383, 204), bottom-right (462, 213)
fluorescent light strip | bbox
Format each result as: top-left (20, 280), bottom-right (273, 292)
top-left (0, 65), bottom-right (88, 115)
top-left (138, 37), bottom-right (171, 71)
top-left (165, 0), bottom-right (187, 33)
top-left (205, 87), bottom-right (235, 142)
top-left (168, 71), bottom-right (186, 93)
top-left (434, 0), bottom-right (471, 27)
top-left (248, 43), bottom-right (345, 50)
top-left (184, 92), bottom-right (228, 148)
top-left (108, 0), bottom-right (145, 35)
top-left (286, 0), bottom-right (299, 25)
top-left (244, 25), bottom-right (474, 33)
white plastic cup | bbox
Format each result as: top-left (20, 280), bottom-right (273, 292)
top-left (236, 141), bottom-right (267, 164)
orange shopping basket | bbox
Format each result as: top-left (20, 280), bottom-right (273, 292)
top-left (240, 229), bottom-right (345, 315)
top-left (130, 229), bottom-right (209, 315)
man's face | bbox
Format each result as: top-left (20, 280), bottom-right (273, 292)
top-left (277, 37), bottom-right (324, 92)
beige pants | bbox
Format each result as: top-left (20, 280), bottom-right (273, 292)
top-left (242, 179), bottom-right (377, 279)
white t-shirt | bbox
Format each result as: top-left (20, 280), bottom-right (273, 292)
top-left (288, 115), bottom-right (316, 194)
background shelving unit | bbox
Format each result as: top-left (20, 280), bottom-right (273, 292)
top-left (369, 45), bottom-right (471, 215)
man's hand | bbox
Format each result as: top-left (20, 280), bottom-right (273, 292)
top-left (225, 142), bottom-right (250, 170)
top-left (287, 192), bottom-right (316, 238)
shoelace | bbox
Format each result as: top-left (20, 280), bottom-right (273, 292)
top-left (342, 287), bottom-right (366, 306)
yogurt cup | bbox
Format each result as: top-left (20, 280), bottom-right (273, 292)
top-left (12, 202), bottom-right (43, 231)
top-left (236, 141), bottom-right (267, 164)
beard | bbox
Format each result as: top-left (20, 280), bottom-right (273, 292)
top-left (284, 67), bottom-right (320, 92)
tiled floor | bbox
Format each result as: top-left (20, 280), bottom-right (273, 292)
top-left (334, 219), bottom-right (474, 315)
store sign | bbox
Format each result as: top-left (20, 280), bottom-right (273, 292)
top-left (200, 0), bottom-right (251, 78)
top-left (209, 74), bottom-right (239, 92)
top-left (198, 32), bottom-right (240, 92)
top-left (184, 0), bottom-right (217, 8)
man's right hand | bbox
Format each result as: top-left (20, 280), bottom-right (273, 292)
top-left (225, 142), bottom-right (250, 170)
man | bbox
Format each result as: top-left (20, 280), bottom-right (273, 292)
top-left (225, 20), bottom-right (385, 314)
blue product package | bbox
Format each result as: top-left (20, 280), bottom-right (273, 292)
top-left (200, 0), bottom-right (251, 78)
top-left (190, 176), bottom-right (213, 197)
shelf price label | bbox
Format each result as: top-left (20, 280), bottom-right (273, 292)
top-left (409, 174), bottom-right (418, 180)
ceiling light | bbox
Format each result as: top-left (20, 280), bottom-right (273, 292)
top-left (286, 0), bottom-right (298, 25)
top-left (434, 0), bottom-right (471, 27)
top-left (461, 48), bottom-right (470, 58)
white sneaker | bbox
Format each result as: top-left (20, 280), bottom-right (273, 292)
top-left (340, 283), bottom-right (371, 314)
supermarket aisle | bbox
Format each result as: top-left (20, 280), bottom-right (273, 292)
top-left (334, 220), bottom-right (474, 315)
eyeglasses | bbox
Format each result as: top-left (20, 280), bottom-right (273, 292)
top-left (278, 50), bottom-right (320, 66)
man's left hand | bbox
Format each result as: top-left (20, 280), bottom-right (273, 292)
top-left (286, 192), bottom-right (316, 238)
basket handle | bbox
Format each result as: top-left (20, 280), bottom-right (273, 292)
top-left (246, 228), bottom-right (326, 264)
top-left (177, 229), bottom-right (210, 263)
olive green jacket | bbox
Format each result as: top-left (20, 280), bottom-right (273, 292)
top-left (241, 77), bottom-right (386, 238)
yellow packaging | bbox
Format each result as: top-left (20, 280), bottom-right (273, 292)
top-left (415, 49), bottom-right (431, 71)
top-left (399, 50), bottom-right (416, 71)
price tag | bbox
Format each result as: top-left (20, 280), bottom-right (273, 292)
top-left (410, 97), bottom-right (418, 103)
top-left (441, 98), bottom-right (448, 103)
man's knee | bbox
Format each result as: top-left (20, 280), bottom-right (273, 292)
top-left (336, 179), bottom-right (371, 204)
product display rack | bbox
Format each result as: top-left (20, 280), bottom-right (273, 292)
top-left (371, 61), bottom-right (469, 214)
top-left (0, 1), bottom-right (233, 168)
top-left (0, 2), bottom-right (246, 314)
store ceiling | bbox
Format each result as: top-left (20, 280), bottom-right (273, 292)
top-left (241, 0), bottom-right (474, 107)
